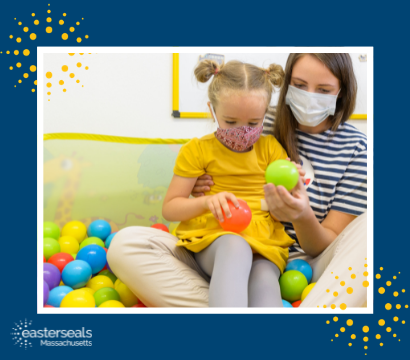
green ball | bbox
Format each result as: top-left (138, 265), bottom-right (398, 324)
top-left (43, 222), bottom-right (60, 240)
top-left (79, 237), bottom-right (105, 250)
top-left (265, 159), bottom-right (299, 191)
top-left (44, 237), bottom-right (61, 260)
top-left (279, 270), bottom-right (308, 302)
top-left (99, 270), bottom-right (117, 285)
top-left (93, 287), bottom-right (120, 307)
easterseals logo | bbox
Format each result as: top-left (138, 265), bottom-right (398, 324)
top-left (11, 320), bottom-right (92, 349)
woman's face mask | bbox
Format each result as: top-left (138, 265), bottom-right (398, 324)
top-left (285, 85), bottom-right (341, 127)
top-left (211, 105), bottom-right (264, 152)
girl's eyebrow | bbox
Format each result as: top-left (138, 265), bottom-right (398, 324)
top-left (223, 116), bottom-right (263, 121)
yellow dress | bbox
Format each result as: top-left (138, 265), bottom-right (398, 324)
top-left (173, 133), bottom-right (295, 273)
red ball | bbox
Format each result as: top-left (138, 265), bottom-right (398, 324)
top-left (99, 248), bottom-right (109, 271)
top-left (292, 300), bottom-right (302, 308)
top-left (44, 305), bottom-right (54, 308)
top-left (151, 224), bottom-right (169, 233)
top-left (219, 199), bottom-right (252, 233)
top-left (132, 302), bottom-right (147, 308)
top-left (47, 253), bottom-right (74, 273)
top-left (43, 255), bottom-right (46, 263)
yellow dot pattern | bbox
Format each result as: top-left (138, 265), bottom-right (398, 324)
top-left (379, 287), bottom-right (385, 294)
top-left (351, 274), bottom-right (356, 279)
top-left (16, 63), bottom-right (21, 68)
top-left (47, 17), bottom-right (52, 22)
top-left (34, 20), bottom-right (39, 25)
top-left (362, 326), bottom-right (369, 333)
top-left (340, 303), bottom-right (347, 310)
top-left (363, 281), bottom-right (369, 287)
top-left (85, 66), bottom-right (89, 70)
top-left (16, 37), bottom-right (21, 43)
top-left (85, 35), bottom-right (89, 39)
top-left (347, 319), bottom-right (353, 326)
top-left (340, 327), bottom-right (345, 332)
top-left (331, 304), bottom-right (336, 309)
top-left (376, 274), bottom-right (381, 279)
top-left (396, 304), bottom-right (401, 309)
top-left (59, 20), bottom-right (64, 25)
top-left (46, 72), bottom-right (53, 79)
top-left (59, 80), bottom-right (64, 85)
top-left (30, 65), bottom-right (36, 72)
top-left (351, 334), bottom-right (356, 339)
top-left (14, 50), bottom-right (19, 55)
top-left (363, 271), bottom-right (368, 276)
top-left (333, 292), bottom-right (338, 297)
top-left (62, 33), bottom-right (68, 40)
top-left (347, 287), bottom-right (353, 294)
top-left (46, 83), bottom-right (52, 88)
top-left (77, 37), bottom-right (82, 43)
top-left (23, 73), bottom-right (29, 78)
top-left (376, 334), bottom-right (381, 339)
top-left (24, 27), bottom-right (29, 32)
top-left (386, 327), bottom-right (391, 332)
top-left (333, 317), bottom-right (338, 322)
top-left (387, 281), bottom-right (391, 286)
top-left (69, 73), bottom-right (75, 78)
top-left (46, 27), bottom-right (52, 33)
top-left (385, 303), bottom-right (392, 310)
top-left (394, 291), bottom-right (399, 297)
top-left (62, 65), bottom-right (68, 72)
top-left (340, 281), bottom-right (345, 286)
top-left (70, 27), bottom-right (75, 32)
top-left (30, 33), bottom-right (37, 40)
top-left (23, 49), bottom-right (30, 56)
top-left (379, 319), bottom-right (385, 326)
top-left (363, 337), bottom-right (368, 342)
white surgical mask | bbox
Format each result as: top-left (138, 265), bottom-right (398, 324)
top-left (285, 85), bottom-right (341, 127)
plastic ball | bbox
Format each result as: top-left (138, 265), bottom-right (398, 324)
top-left (71, 253), bottom-right (77, 259)
top-left (99, 300), bottom-right (125, 308)
top-left (282, 299), bottom-right (293, 308)
top-left (76, 244), bottom-right (107, 274)
top-left (44, 305), bottom-right (54, 308)
top-left (60, 289), bottom-right (96, 308)
top-left (47, 253), bottom-right (74, 273)
top-left (279, 270), bottom-right (308, 302)
top-left (99, 269), bottom-right (117, 285)
top-left (44, 222), bottom-right (60, 240)
top-left (301, 282), bottom-right (316, 301)
top-left (47, 286), bottom-right (73, 307)
top-left (105, 232), bottom-right (117, 249)
top-left (44, 255), bottom-right (46, 263)
top-left (62, 260), bottom-right (92, 289)
top-left (44, 282), bottom-right (50, 306)
top-left (94, 287), bottom-right (121, 307)
top-left (82, 287), bottom-right (95, 296)
top-left (79, 237), bottom-right (105, 250)
top-left (86, 275), bottom-right (114, 292)
top-left (285, 259), bottom-right (313, 283)
top-left (219, 199), bottom-right (252, 233)
top-left (43, 263), bottom-right (61, 290)
top-left (58, 236), bottom-right (80, 254)
top-left (151, 224), bottom-right (169, 233)
top-left (132, 303), bottom-right (147, 308)
top-left (114, 279), bottom-right (139, 307)
top-left (62, 221), bottom-right (87, 243)
top-left (265, 159), bottom-right (299, 191)
top-left (44, 237), bottom-right (61, 260)
top-left (292, 300), bottom-right (302, 308)
top-left (87, 220), bottom-right (112, 241)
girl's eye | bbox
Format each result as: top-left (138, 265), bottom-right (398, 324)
top-left (319, 89), bottom-right (330, 93)
top-left (225, 121), bottom-right (236, 125)
top-left (249, 123), bottom-right (259, 126)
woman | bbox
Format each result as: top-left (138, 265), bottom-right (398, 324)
top-left (108, 53), bottom-right (367, 308)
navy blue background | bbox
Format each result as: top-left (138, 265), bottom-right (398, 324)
top-left (0, 1), bottom-right (408, 359)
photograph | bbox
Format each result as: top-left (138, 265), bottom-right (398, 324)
top-left (40, 48), bottom-right (371, 313)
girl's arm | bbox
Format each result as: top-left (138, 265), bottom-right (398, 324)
top-left (163, 174), bottom-right (240, 222)
top-left (163, 175), bottom-right (207, 222)
top-left (264, 179), bottom-right (356, 257)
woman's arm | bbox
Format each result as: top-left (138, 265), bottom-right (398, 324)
top-left (264, 179), bottom-right (356, 257)
top-left (163, 175), bottom-right (208, 222)
top-left (191, 174), bottom-right (214, 197)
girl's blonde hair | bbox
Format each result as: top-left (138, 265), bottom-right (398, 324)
top-left (194, 60), bottom-right (285, 110)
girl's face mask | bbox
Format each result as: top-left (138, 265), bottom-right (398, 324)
top-left (211, 105), bottom-right (264, 152)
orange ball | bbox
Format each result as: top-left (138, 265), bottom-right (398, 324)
top-left (151, 224), bottom-right (169, 232)
top-left (219, 199), bottom-right (252, 233)
top-left (48, 253), bottom-right (74, 273)
top-left (292, 300), bottom-right (302, 308)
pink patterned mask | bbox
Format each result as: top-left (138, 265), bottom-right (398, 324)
top-left (211, 105), bottom-right (264, 152)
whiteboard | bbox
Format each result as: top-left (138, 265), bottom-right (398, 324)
top-left (174, 53), bottom-right (367, 119)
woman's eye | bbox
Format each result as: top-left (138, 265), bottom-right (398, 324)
top-left (294, 83), bottom-right (305, 88)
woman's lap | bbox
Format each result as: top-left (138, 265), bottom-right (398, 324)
top-left (107, 212), bottom-right (367, 307)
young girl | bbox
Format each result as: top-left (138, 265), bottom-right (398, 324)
top-left (162, 60), bottom-right (301, 307)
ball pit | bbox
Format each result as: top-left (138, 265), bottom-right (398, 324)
top-left (42, 221), bottom-right (145, 309)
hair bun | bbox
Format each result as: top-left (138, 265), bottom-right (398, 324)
top-left (194, 59), bottom-right (221, 83)
top-left (266, 63), bottom-right (285, 88)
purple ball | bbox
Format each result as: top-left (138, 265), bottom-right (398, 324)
top-left (43, 282), bottom-right (50, 306)
top-left (43, 263), bottom-right (61, 290)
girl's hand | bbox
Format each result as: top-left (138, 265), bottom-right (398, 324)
top-left (286, 157), bottom-right (306, 183)
top-left (203, 192), bottom-right (239, 222)
top-left (191, 174), bottom-right (214, 197)
top-left (264, 177), bottom-right (310, 223)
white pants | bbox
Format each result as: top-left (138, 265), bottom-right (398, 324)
top-left (107, 212), bottom-right (367, 307)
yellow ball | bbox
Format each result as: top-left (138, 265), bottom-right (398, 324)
top-left (114, 279), bottom-right (139, 307)
top-left (60, 289), bottom-right (95, 308)
top-left (58, 236), bottom-right (80, 254)
top-left (99, 300), bottom-right (125, 308)
top-left (71, 253), bottom-right (77, 259)
top-left (59, 280), bottom-right (64, 286)
top-left (301, 282), bottom-right (316, 301)
top-left (82, 287), bottom-right (95, 296)
top-left (62, 221), bottom-right (87, 243)
top-left (86, 275), bottom-right (114, 292)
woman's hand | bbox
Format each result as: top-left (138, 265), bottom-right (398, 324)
top-left (191, 175), bottom-right (214, 197)
top-left (264, 178), bottom-right (310, 223)
top-left (203, 192), bottom-right (239, 222)
top-left (286, 157), bottom-right (306, 182)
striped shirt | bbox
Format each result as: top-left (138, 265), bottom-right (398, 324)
top-left (263, 107), bottom-right (367, 254)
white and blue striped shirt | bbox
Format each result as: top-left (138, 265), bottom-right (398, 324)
top-left (264, 108), bottom-right (367, 254)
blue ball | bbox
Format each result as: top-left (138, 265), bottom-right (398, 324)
top-left (105, 232), bottom-right (117, 249)
top-left (282, 299), bottom-right (293, 308)
top-left (285, 259), bottom-right (312, 283)
top-left (47, 286), bottom-right (73, 307)
top-left (76, 244), bottom-right (107, 274)
top-left (87, 220), bottom-right (111, 241)
top-left (62, 260), bottom-right (92, 289)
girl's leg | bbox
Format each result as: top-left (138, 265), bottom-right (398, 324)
top-left (248, 254), bottom-right (283, 307)
top-left (299, 212), bottom-right (367, 307)
top-left (194, 235), bottom-right (253, 307)
top-left (107, 226), bottom-right (210, 307)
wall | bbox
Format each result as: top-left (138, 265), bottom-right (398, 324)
top-left (43, 53), bottom-right (367, 138)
